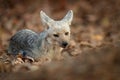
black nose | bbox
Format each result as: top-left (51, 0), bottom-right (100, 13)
top-left (62, 42), bottom-right (68, 48)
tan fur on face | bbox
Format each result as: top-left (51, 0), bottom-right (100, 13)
top-left (46, 21), bottom-right (71, 47)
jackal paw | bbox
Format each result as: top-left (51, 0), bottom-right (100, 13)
top-left (23, 56), bottom-right (35, 63)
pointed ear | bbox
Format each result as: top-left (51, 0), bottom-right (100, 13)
top-left (62, 10), bottom-right (73, 25)
top-left (40, 11), bottom-right (54, 26)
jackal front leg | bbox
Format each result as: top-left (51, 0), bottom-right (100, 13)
top-left (54, 48), bottom-right (64, 60)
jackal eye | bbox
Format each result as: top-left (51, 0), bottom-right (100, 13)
top-left (53, 34), bottom-right (59, 37)
top-left (65, 32), bottom-right (69, 35)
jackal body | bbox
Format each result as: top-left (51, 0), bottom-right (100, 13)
top-left (8, 10), bottom-right (73, 59)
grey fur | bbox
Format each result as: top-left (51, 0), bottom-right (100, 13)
top-left (8, 29), bottom-right (46, 58)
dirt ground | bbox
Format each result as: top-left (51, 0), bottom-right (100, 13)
top-left (0, 0), bottom-right (120, 80)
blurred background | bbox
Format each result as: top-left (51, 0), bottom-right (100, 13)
top-left (0, 0), bottom-right (120, 79)
top-left (0, 0), bottom-right (120, 51)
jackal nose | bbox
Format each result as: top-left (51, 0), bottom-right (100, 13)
top-left (62, 41), bottom-right (68, 48)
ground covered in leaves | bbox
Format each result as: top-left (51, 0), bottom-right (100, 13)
top-left (0, 0), bottom-right (120, 80)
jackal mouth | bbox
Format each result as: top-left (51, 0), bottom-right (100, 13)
top-left (61, 45), bottom-right (67, 48)
top-left (60, 41), bottom-right (68, 48)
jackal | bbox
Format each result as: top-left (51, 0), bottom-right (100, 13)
top-left (8, 10), bottom-right (73, 61)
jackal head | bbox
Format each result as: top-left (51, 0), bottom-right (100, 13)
top-left (40, 10), bottom-right (73, 48)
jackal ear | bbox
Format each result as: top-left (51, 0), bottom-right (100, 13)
top-left (40, 11), bottom-right (54, 26)
top-left (62, 10), bottom-right (73, 25)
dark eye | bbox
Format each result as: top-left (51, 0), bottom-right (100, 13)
top-left (65, 32), bottom-right (69, 35)
top-left (53, 34), bottom-right (59, 37)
